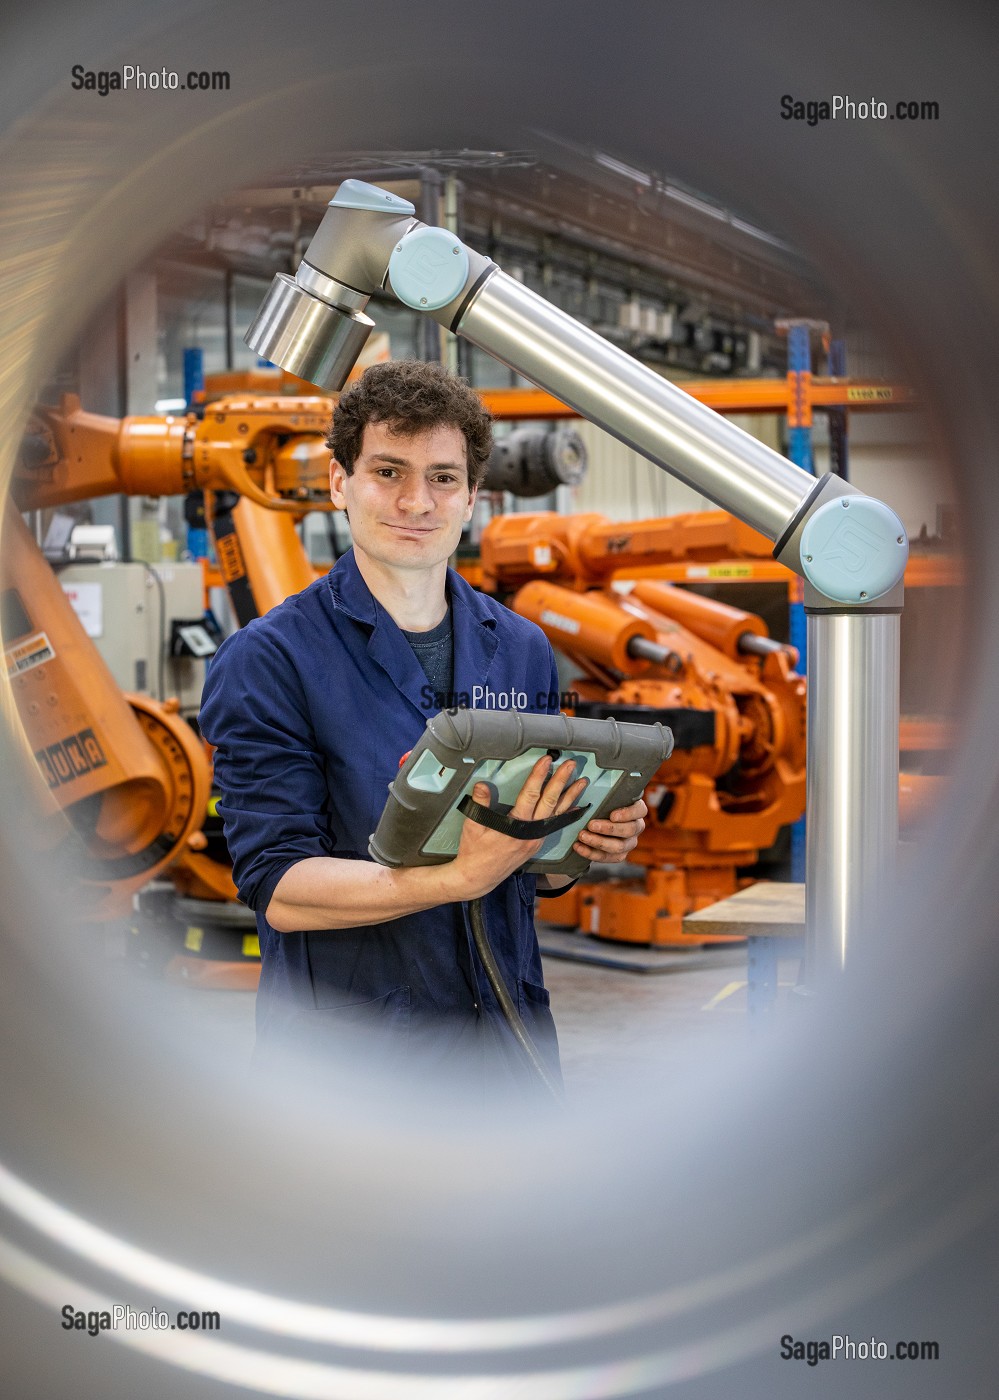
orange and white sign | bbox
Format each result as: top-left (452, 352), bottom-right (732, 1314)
top-left (4, 631), bottom-right (55, 680)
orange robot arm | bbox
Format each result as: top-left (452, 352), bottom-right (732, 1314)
top-left (5, 394), bottom-right (339, 917)
top-left (15, 392), bottom-right (335, 514)
top-left (2, 503), bottom-right (212, 919)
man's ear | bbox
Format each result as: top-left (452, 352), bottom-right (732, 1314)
top-left (464, 482), bottom-right (479, 523)
top-left (330, 458), bottom-right (348, 509)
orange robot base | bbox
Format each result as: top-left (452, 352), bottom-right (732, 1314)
top-left (162, 956), bottom-right (261, 991)
top-left (540, 860), bottom-right (754, 948)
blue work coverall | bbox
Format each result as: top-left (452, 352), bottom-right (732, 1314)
top-left (199, 548), bottom-right (563, 1084)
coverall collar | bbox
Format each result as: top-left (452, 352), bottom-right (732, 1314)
top-left (327, 549), bottom-right (500, 718)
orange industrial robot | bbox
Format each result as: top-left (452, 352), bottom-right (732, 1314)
top-left (6, 396), bottom-right (934, 966)
top-left (5, 393), bottom-right (336, 943)
top-left (479, 510), bottom-right (808, 945)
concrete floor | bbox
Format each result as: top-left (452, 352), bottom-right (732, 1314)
top-left (541, 936), bottom-right (751, 1092)
top-left (124, 922), bottom-right (801, 1095)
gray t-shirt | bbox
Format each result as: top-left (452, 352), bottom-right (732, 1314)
top-left (400, 604), bottom-right (454, 704)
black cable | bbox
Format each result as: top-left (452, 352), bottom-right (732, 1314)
top-left (209, 491), bottom-right (259, 627)
top-left (468, 895), bottom-right (563, 1100)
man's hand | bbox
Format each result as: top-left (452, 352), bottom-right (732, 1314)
top-left (571, 796), bottom-right (648, 863)
top-left (448, 755), bottom-right (588, 901)
top-left (266, 772), bottom-right (649, 931)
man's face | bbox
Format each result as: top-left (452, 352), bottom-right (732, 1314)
top-left (330, 421), bottom-right (477, 573)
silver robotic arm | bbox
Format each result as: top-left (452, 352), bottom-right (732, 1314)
top-left (246, 178), bottom-right (909, 984)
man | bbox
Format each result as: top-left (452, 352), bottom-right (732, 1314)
top-left (200, 360), bottom-right (646, 1087)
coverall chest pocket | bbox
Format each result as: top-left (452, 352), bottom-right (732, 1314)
top-left (303, 980), bottom-right (411, 1047)
top-left (306, 982), bottom-right (412, 1032)
top-left (291, 984), bottom-right (413, 1064)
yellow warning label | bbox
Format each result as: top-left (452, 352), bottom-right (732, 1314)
top-left (242, 934), bottom-right (260, 958)
top-left (4, 631), bottom-right (55, 679)
top-left (184, 926), bottom-right (204, 952)
top-left (215, 532), bottom-right (245, 583)
top-left (846, 385), bottom-right (895, 403)
top-left (705, 564), bottom-right (754, 579)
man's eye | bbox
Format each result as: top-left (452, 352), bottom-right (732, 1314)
top-left (434, 474), bottom-right (458, 484)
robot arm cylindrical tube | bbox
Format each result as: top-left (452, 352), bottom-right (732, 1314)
top-left (450, 269), bottom-right (814, 540)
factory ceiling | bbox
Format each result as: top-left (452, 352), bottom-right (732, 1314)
top-left (165, 144), bottom-right (832, 336)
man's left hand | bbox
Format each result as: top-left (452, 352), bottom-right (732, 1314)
top-left (573, 796), bottom-right (647, 862)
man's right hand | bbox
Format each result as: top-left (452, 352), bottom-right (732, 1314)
top-left (446, 755), bottom-right (589, 901)
top-left (266, 757), bottom-right (588, 932)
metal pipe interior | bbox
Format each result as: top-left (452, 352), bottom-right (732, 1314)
top-left (456, 270), bottom-right (814, 540)
top-left (804, 611), bottom-right (900, 982)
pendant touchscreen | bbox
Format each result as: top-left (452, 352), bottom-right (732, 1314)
top-left (369, 709), bottom-right (673, 878)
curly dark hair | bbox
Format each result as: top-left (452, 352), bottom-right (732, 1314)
top-left (326, 360), bottom-right (493, 488)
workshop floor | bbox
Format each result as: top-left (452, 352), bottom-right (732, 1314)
top-left (125, 925), bottom-right (801, 1097)
top-left (540, 934), bottom-right (752, 1093)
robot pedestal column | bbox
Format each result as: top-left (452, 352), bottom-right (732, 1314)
top-left (804, 609), bottom-right (900, 981)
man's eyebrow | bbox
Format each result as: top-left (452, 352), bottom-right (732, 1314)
top-left (367, 453), bottom-right (465, 470)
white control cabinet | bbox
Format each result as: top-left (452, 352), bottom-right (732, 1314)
top-left (59, 561), bottom-right (209, 717)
